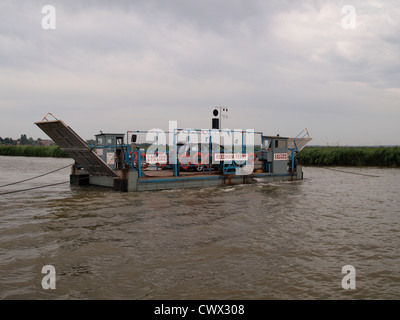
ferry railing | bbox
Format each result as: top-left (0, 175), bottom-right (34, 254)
top-left (287, 128), bottom-right (311, 172)
top-left (288, 128), bottom-right (311, 153)
top-left (124, 129), bottom-right (264, 178)
top-left (40, 112), bottom-right (58, 121)
top-left (173, 129), bottom-right (263, 176)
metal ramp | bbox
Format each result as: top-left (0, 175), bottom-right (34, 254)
top-left (35, 118), bottom-right (118, 177)
top-left (288, 128), bottom-right (312, 154)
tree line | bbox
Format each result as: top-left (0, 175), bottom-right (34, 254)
top-left (0, 134), bottom-right (53, 146)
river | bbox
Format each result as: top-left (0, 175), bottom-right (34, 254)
top-left (0, 155), bottom-right (399, 299)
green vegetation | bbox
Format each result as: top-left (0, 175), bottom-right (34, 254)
top-left (2, 144), bottom-right (399, 167)
top-left (296, 146), bottom-right (400, 167)
top-left (0, 145), bottom-right (69, 158)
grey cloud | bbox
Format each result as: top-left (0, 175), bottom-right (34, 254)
top-left (0, 0), bottom-right (399, 145)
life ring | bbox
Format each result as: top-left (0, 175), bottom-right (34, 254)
top-left (191, 152), bottom-right (204, 171)
top-left (133, 151), bottom-right (139, 166)
top-left (179, 153), bottom-right (191, 170)
top-left (191, 152), bottom-right (201, 166)
top-left (248, 152), bottom-right (255, 164)
top-left (200, 152), bottom-right (211, 168)
top-left (129, 151), bottom-right (134, 167)
top-left (133, 151), bottom-right (149, 169)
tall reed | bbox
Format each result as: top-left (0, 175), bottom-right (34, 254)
top-left (296, 147), bottom-right (400, 167)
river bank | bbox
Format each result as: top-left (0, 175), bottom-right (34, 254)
top-left (0, 145), bottom-right (69, 158)
top-left (296, 146), bottom-right (400, 167)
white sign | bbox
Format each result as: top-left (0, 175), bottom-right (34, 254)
top-left (107, 152), bottom-right (115, 165)
top-left (274, 153), bottom-right (288, 161)
top-left (146, 153), bottom-right (168, 164)
top-left (96, 149), bottom-right (103, 156)
top-left (214, 153), bottom-right (248, 162)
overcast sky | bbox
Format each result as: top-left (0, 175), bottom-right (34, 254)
top-left (0, 0), bottom-right (399, 145)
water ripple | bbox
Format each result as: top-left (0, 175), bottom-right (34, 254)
top-left (0, 157), bottom-right (399, 299)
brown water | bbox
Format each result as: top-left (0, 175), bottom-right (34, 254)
top-left (0, 155), bottom-right (399, 299)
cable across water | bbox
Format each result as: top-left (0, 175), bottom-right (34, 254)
top-left (0, 163), bottom-right (74, 188)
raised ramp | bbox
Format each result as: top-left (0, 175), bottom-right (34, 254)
top-left (35, 120), bottom-right (118, 177)
top-left (288, 128), bottom-right (312, 154)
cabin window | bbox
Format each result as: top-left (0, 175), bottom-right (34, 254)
top-left (278, 140), bottom-right (287, 148)
top-left (274, 140), bottom-right (287, 149)
top-left (263, 139), bottom-right (271, 149)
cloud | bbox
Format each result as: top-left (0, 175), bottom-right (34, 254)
top-left (0, 0), bottom-right (399, 145)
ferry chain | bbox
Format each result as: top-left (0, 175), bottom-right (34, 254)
top-left (0, 163), bottom-right (79, 196)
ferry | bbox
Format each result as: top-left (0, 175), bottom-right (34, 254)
top-left (35, 112), bottom-right (311, 192)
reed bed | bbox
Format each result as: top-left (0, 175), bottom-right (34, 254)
top-left (296, 146), bottom-right (400, 167)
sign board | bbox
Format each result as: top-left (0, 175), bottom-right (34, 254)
top-left (107, 152), bottom-right (115, 165)
top-left (146, 153), bottom-right (168, 164)
top-left (214, 153), bottom-right (248, 162)
top-left (274, 153), bottom-right (288, 161)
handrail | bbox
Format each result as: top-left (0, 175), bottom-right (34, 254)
top-left (41, 113), bottom-right (58, 122)
top-left (288, 128), bottom-right (312, 155)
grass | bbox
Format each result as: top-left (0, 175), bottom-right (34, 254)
top-left (296, 146), bottom-right (400, 167)
top-left (0, 145), bottom-right (69, 158)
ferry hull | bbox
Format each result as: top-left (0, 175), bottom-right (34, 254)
top-left (70, 166), bottom-right (303, 192)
